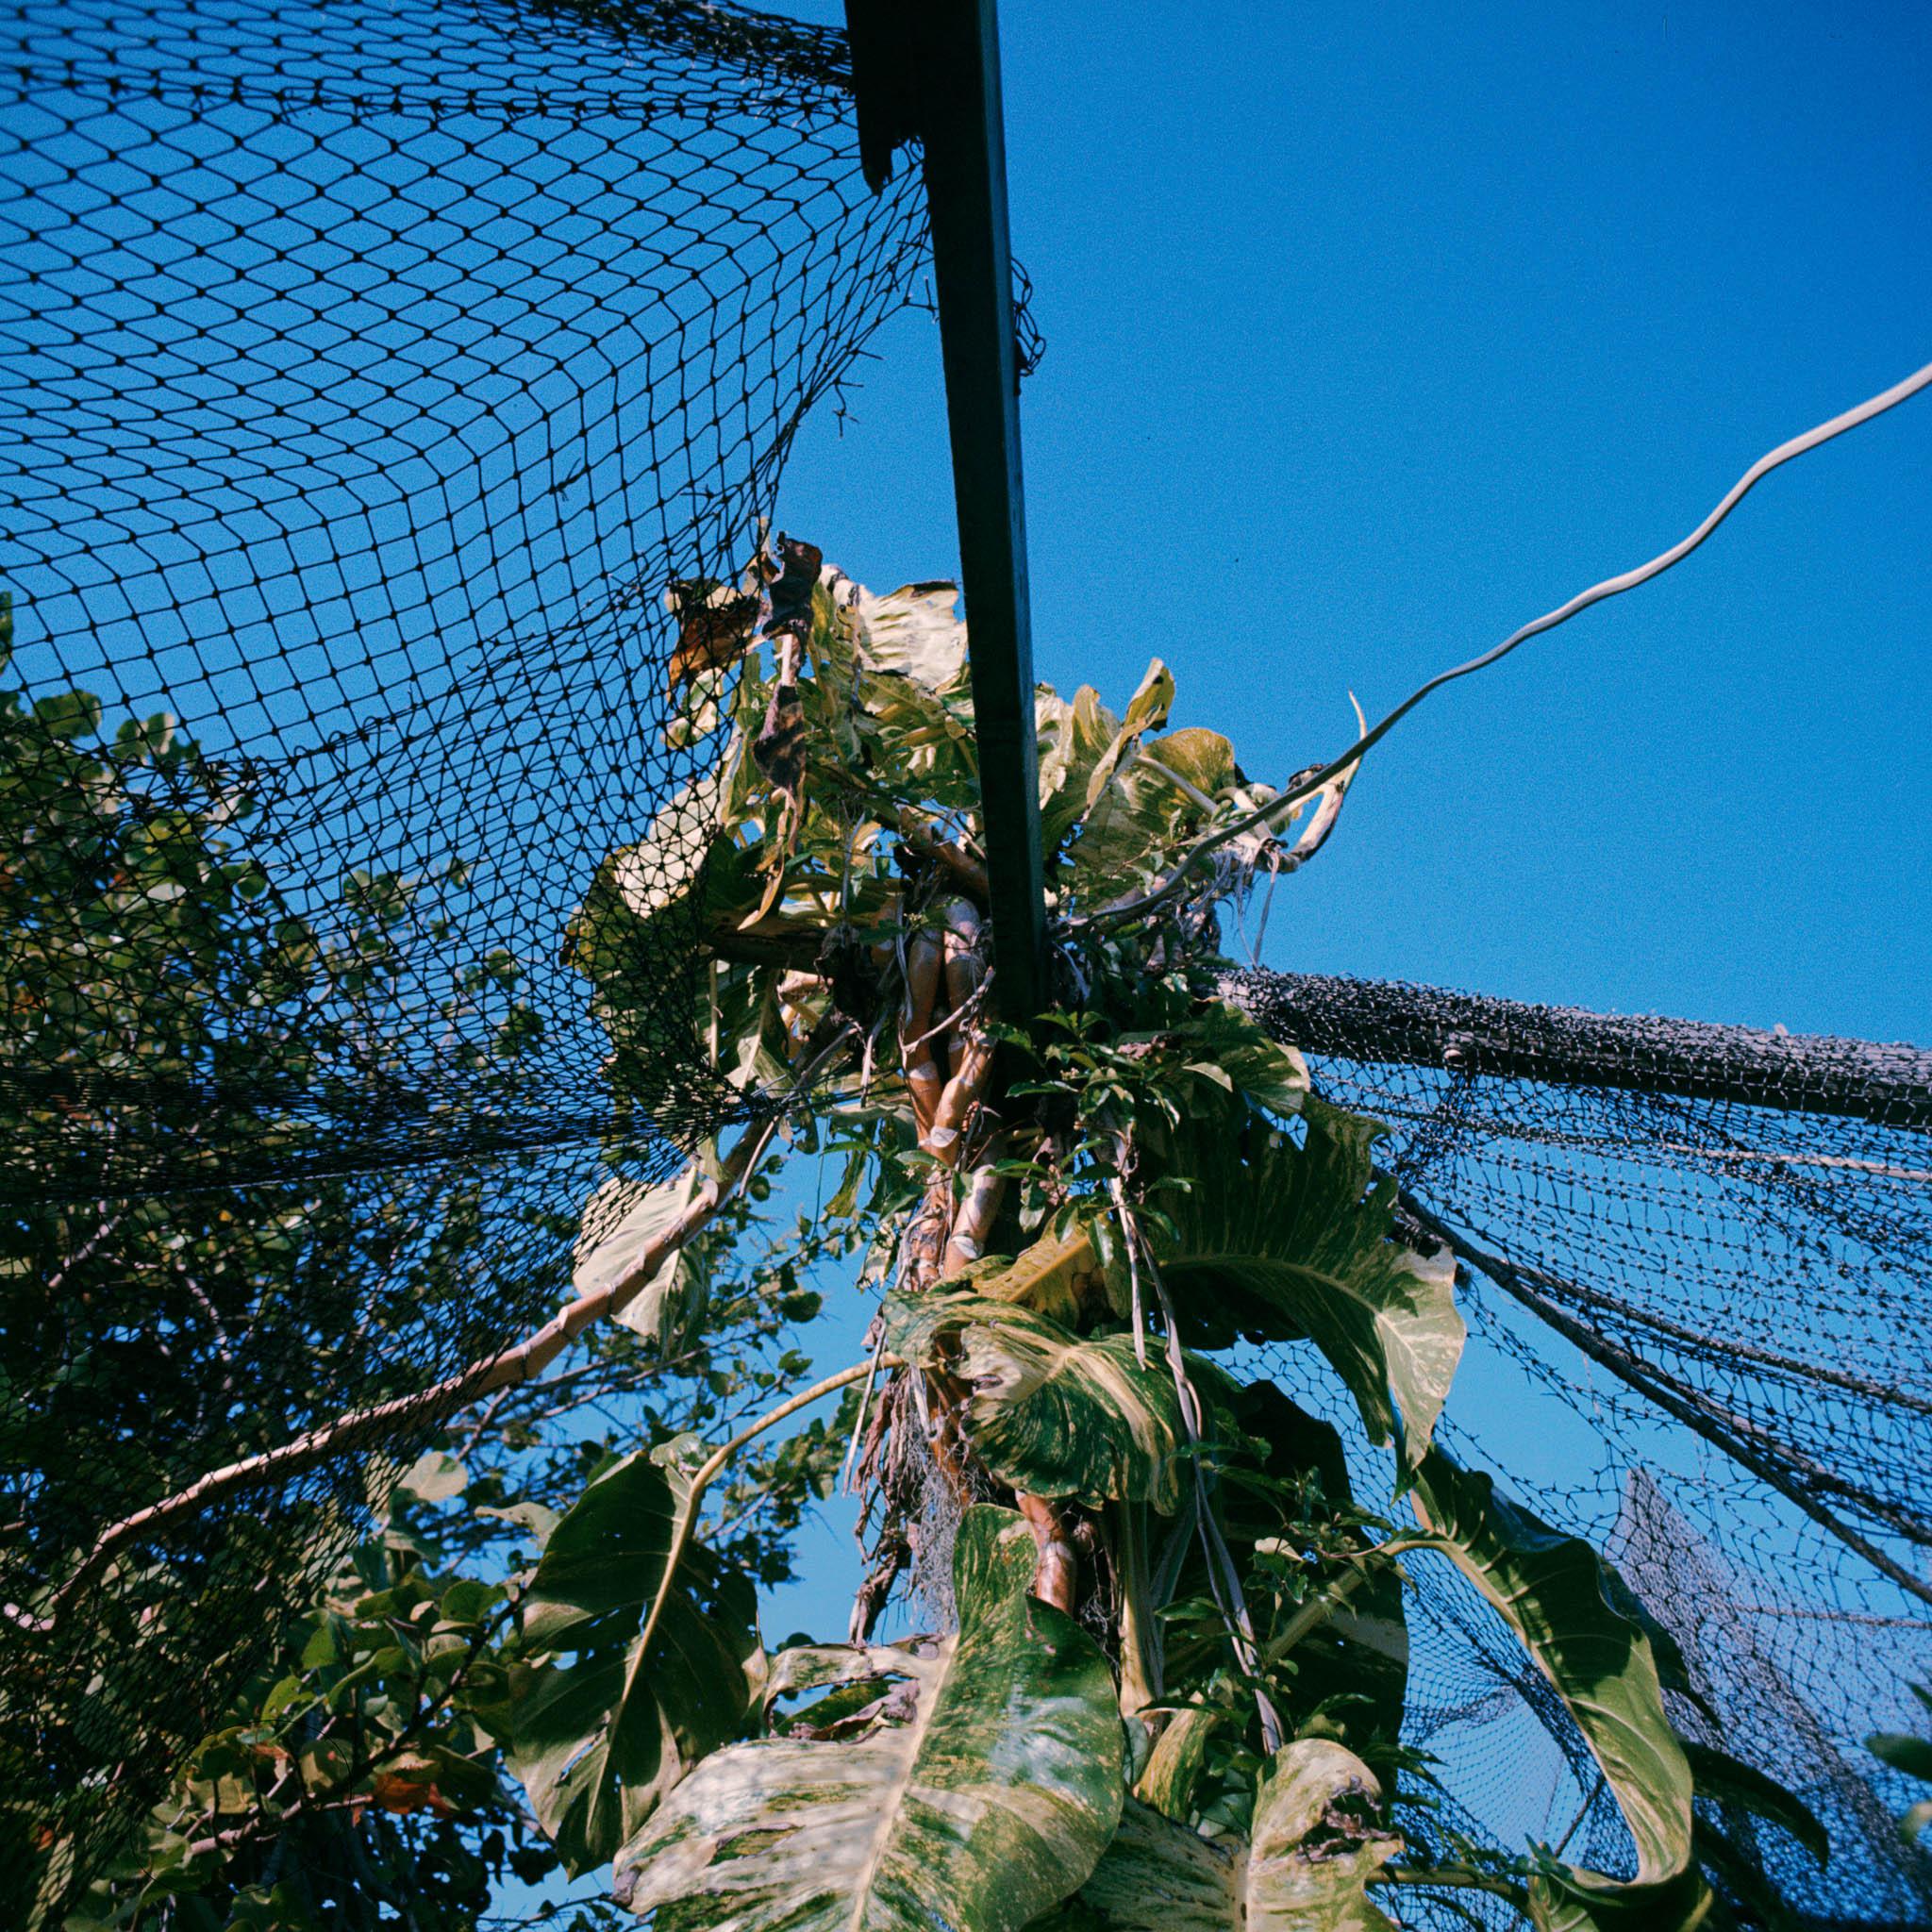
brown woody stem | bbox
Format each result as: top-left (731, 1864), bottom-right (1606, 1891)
top-left (44, 1033), bottom-right (854, 1623)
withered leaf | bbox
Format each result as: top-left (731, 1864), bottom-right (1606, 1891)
top-left (754, 681), bottom-right (808, 807)
top-left (667, 579), bottom-right (758, 691)
top-left (761, 533), bottom-right (823, 643)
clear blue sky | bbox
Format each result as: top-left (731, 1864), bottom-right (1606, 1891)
top-left (494, 1), bottom-right (1932, 1912)
top-left (780, 0), bottom-right (1930, 1045)
top-left (782, 0), bottom-right (1932, 1841)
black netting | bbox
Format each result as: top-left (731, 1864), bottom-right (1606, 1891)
top-left (7, 3), bottom-right (1927, 1924)
top-left (2, 0), bottom-right (924, 1908)
top-left (1227, 968), bottom-right (1932, 1927)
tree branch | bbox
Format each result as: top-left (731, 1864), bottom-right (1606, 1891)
top-left (42, 1033), bottom-right (856, 1624)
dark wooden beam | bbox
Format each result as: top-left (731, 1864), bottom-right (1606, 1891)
top-left (844, 0), bottom-right (1048, 1023)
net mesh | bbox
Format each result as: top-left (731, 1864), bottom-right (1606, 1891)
top-left (1225, 968), bottom-right (1932, 1928)
top-left (2, 0), bottom-right (924, 1907)
top-left (5, 2), bottom-right (1927, 1923)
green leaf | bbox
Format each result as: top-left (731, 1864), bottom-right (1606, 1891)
top-left (1868, 1730), bottom-right (1932, 1782)
top-left (1044, 1742), bottom-right (1400, 1932)
top-left (1406, 1451), bottom-right (1693, 1886)
top-left (885, 1292), bottom-right (1189, 1512)
top-left (1525, 1863), bottom-right (1714, 1932)
top-left (32, 691), bottom-right (102, 741)
top-left (574, 1163), bottom-right (709, 1347)
top-left (1187, 1000), bottom-right (1309, 1118)
top-left (508, 1450), bottom-right (759, 1874)
top-left (397, 1449), bottom-right (467, 1503)
top-left (1683, 1740), bottom-right (1827, 1865)
top-left (614, 1505), bottom-right (1124, 1932)
top-left (1152, 1101), bottom-right (1462, 1469)
top-left (1690, 1812), bottom-right (1799, 1932)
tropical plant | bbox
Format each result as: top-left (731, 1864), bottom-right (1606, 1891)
top-left (490, 541), bottom-right (1827, 1930)
top-left (14, 546), bottom-right (1831, 1930)
top-left (0, 598), bottom-right (844, 1930)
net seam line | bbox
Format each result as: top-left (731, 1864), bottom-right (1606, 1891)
top-left (1223, 969), bottom-right (1932, 1130)
top-left (1398, 1188), bottom-right (1932, 1609)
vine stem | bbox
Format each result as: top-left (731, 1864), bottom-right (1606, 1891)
top-left (637, 1356), bottom-right (901, 1658)
top-left (1071, 355), bottom-right (1932, 937)
top-left (1124, 1209), bottom-right (1285, 1753)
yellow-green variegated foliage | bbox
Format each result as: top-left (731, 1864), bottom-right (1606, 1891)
top-left (613, 1507), bottom-right (1124, 1932)
top-left (519, 548), bottom-right (1820, 1932)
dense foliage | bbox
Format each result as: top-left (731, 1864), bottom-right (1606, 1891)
top-left (11, 551), bottom-right (1833, 1930)
top-left (0, 594), bottom-right (843, 1929)
top-left (518, 542), bottom-right (1825, 1931)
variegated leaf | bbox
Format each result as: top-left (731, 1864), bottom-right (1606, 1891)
top-left (1153, 1101), bottom-right (1463, 1469)
top-left (1042, 1742), bottom-right (1399, 1932)
top-left (884, 1291), bottom-right (1188, 1512)
top-left (1406, 1450), bottom-right (1693, 1888)
top-left (968, 1220), bottom-right (1103, 1327)
top-left (1248, 1740), bottom-right (1400, 1932)
top-left (1084, 659), bottom-right (1176, 810)
top-left (614, 1506), bottom-right (1124, 1932)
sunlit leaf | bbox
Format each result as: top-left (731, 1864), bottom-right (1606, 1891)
top-left (1405, 1450), bottom-right (1693, 1888)
top-left (574, 1163), bottom-right (709, 1346)
top-left (1084, 659), bottom-right (1176, 811)
top-left (508, 1449), bottom-right (760, 1874)
top-left (885, 1292), bottom-right (1189, 1511)
top-left (614, 1506), bottom-right (1124, 1932)
top-left (1153, 1101), bottom-right (1462, 1469)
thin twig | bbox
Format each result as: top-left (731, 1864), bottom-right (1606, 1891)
top-left (1131, 1219), bottom-right (1285, 1752)
top-left (841, 1320), bottom-right (891, 1492)
top-left (638, 1356), bottom-right (899, 1656)
top-left (41, 1032), bottom-right (857, 1624)
top-left (1551, 1772), bottom-right (1606, 1860)
top-left (1110, 1176), bottom-right (1150, 1370)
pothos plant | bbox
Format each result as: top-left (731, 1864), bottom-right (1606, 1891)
top-left (518, 539), bottom-right (1822, 1931)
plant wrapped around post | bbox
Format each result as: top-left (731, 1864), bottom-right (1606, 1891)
top-left (513, 540), bottom-right (1826, 1932)
top-left (39, 542), bottom-right (1838, 1929)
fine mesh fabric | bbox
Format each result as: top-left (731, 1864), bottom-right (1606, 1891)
top-left (2, 0), bottom-right (924, 1907)
top-left (1226, 969), bottom-right (1932, 1928)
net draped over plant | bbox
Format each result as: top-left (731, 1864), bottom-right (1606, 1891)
top-left (0, 0), bottom-right (924, 1904)
top-left (5, 4), bottom-right (1930, 1929)
top-left (1223, 969), bottom-right (1932, 1927)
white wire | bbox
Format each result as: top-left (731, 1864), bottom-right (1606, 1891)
top-left (1073, 357), bottom-right (1932, 933)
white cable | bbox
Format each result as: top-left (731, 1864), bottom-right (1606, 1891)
top-left (1073, 357), bottom-right (1932, 933)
